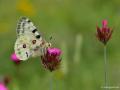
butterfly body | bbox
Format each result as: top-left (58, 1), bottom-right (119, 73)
top-left (14, 17), bottom-right (51, 60)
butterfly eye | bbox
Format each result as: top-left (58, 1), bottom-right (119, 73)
top-left (47, 43), bottom-right (51, 47)
top-left (32, 40), bottom-right (36, 44)
top-left (23, 44), bottom-right (26, 48)
top-left (48, 43), bottom-right (51, 47)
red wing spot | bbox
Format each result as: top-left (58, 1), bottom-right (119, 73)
top-left (40, 41), bottom-right (45, 47)
top-left (23, 44), bottom-right (26, 48)
top-left (42, 41), bottom-right (45, 45)
top-left (32, 40), bottom-right (36, 44)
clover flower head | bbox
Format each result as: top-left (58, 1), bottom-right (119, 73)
top-left (11, 53), bottom-right (21, 64)
top-left (41, 48), bottom-right (62, 72)
top-left (96, 20), bottom-right (113, 45)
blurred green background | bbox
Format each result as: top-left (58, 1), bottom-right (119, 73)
top-left (0, 0), bottom-right (120, 90)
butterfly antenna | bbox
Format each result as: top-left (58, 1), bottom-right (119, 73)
top-left (49, 36), bottom-right (53, 41)
top-left (49, 36), bottom-right (55, 45)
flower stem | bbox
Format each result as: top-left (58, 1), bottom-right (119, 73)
top-left (104, 45), bottom-right (108, 89)
top-left (50, 73), bottom-right (53, 90)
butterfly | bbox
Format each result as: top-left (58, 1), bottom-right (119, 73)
top-left (14, 17), bottom-right (51, 61)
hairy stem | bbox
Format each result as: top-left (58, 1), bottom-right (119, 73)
top-left (104, 45), bottom-right (108, 90)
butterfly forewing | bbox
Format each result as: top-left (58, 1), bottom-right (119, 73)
top-left (17, 17), bottom-right (41, 39)
top-left (15, 17), bottom-right (50, 60)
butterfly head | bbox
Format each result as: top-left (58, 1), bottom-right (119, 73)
top-left (46, 42), bottom-right (52, 48)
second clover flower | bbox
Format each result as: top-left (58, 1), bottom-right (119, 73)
top-left (11, 53), bottom-right (21, 65)
top-left (96, 20), bottom-right (113, 45)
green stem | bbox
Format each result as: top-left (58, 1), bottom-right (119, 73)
top-left (50, 73), bottom-right (53, 90)
top-left (104, 45), bottom-right (108, 90)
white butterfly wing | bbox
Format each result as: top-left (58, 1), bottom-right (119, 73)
top-left (15, 17), bottom-right (43, 60)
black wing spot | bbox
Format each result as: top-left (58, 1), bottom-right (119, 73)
top-left (32, 29), bottom-right (37, 33)
top-left (21, 17), bottom-right (27, 20)
top-left (36, 35), bottom-right (40, 39)
top-left (26, 52), bottom-right (28, 57)
top-left (27, 20), bottom-right (31, 23)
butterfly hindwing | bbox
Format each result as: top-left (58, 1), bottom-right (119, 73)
top-left (14, 34), bottom-right (32, 60)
